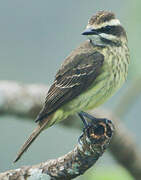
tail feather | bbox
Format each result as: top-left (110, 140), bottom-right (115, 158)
top-left (14, 116), bottom-right (52, 163)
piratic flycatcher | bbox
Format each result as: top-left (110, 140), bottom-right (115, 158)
top-left (14, 11), bottom-right (129, 162)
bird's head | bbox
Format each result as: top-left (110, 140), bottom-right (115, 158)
top-left (82, 11), bottom-right (127, 46)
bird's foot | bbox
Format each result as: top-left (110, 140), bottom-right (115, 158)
top-left (78, 123), bottom-right (91, 145)
top-left (78, 111), bottom-right (110, 144)
top-left (78, 111), bottom-right (98, 127)
top-left (78, 111), bottom-right (92, 144)
top-left (79, 111), bottom-right (111, 124)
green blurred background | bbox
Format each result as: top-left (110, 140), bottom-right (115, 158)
top-left (0, 0), bottom-right (141, 179)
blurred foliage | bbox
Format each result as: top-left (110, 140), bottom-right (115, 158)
top-left (127, 0), bottom-right (141, 79)
top-left (85, 166), bottom-right (134, 180)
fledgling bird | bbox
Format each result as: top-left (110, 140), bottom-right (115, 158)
top-left (14, 11), bottom-right (129, 162)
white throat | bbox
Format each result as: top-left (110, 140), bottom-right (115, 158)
top-left (89, 35), bottom-right (106, 46)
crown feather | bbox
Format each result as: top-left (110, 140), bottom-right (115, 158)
top-left (89, 11), bottom-right (115, 25)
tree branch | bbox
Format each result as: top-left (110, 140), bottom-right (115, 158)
top-left (114, 78), bottom-right (141, 117)
top-left (0, 81), bottom-right (141, 179)
top-left (0, 118), bottom-right (114, 180)
top-left (110, 116), bottom-right (141, 179)
top-left (89, 109), bottom-right (141, 180)
top-left (0, 81), bottom-right (47, 119)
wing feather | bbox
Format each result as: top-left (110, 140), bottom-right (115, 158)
top-left (36, 42), bottom-right (104, 122)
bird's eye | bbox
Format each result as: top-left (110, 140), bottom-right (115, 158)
top-left (96, 26), bottom-right (113, 34)
top-left (106, 25), bottom-right (112, 30)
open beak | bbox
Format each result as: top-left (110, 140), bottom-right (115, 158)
top-left (81, 28), bottom-right (98, 35)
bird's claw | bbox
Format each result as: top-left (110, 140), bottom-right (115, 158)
top-left (78, 122), bottom-right (91, 145)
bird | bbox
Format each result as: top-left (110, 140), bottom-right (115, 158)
top-left (14, 10), bottom-right (129, 162)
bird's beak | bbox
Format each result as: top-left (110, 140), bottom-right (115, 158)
top-left (81, 28), bottom-right (98, 35)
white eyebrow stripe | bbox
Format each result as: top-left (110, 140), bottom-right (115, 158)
top-left (99, 33), bottom-right (118, 40)
top-left (87, 19), bottom-right (121, 29)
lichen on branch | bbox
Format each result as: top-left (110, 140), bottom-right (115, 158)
top-left (0, 117), bottom-right (114, 180)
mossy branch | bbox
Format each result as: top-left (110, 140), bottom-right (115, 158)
top-left (0, 118), bottom-right (114, 180)
top-left (0, 80), bottom-right (141, 179)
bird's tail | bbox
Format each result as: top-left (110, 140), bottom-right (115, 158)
top-left (14, 115), bottom-right (52, 163)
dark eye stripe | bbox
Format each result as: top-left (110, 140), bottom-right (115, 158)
top-left (95, 25), bottom-right (125, 36)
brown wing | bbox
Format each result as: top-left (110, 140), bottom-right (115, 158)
top-left (36, 42), bottom-right (104, 122)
